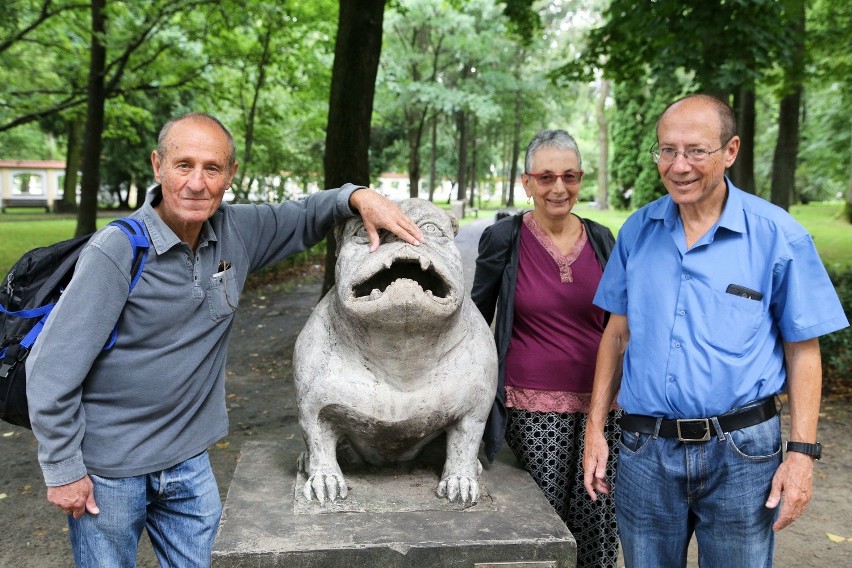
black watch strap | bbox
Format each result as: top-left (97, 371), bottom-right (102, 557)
top-left (785, 441), bottom-right (822, 460)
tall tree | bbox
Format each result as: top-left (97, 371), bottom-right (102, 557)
top-left (59, 113), bottom-right (84, 212)
top-left (770, 0), bottom-right (806, 211)
top-left (595, 77), bottom-right (610, 209)
top-left (729, 84), bottom-right (756, 194)
top-left (321, 0), bottom-right (386, 296)
top-left (564, 0), bottom-right (793, 207)
top-left (76, 0), bottom-right (106, 235)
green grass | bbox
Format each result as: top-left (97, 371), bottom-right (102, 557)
top-left (1, 201), bottom-right (849, 277)
top-left (466, 200), bottom-right (850, 270)
top-left (0, 213), bottom-right (122, 277)
top-left (789, 202), bottom-right (851, 272)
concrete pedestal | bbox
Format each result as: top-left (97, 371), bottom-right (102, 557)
top-left (213, 439), bottom-right (576, 567)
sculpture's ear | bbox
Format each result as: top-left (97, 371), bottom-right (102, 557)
top-left (446, 210), bottom-right (459, 237)
top-left (334, 220), bottom-right (347, 256)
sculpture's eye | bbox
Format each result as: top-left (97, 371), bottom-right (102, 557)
top-left (420, 222), bottom-right (444, 237)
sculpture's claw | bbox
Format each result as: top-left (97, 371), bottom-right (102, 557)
top-left (437, 474), bottom-right (479, 505)
top-left (304, 471), bottom-right (348, 503)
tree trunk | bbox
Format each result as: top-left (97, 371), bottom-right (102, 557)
top-left (770, 0), bottom-right (804, 210)
top-left (455, 109), bottom-right (467, 202)
top-left (75, 0), bottom-right (107, 237)
top-left (428, 113), bottom-right (437, 202)
top-left (595, 78), bottom-right (610, 210)
top-left (58, 117), bottom-right (83, 213)
top-left (469, 114), bottom-right (477, 208)
top-left (407, 112), bottom-right (426, 199)
top-left (730, 84), bottom-right (756, 194)
top-left (321, 0), bottom-right (386, 298)
top-left (770, 89), bottom-right (802, 210)
top-left (507, 89), bottom-right (522, 208)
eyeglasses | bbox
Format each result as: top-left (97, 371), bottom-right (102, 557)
top-left (650, 137), bottom-right (733, 164)
top-left (525, 170), bottom-right (584, 186)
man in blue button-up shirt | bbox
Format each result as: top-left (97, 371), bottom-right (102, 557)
top-left (582, 94), bottom-right (848, 567)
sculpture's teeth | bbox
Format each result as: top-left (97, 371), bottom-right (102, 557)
top-left (383, 257), bottom-right (393, 270)
top-left (369, 289), bottom-right (382, 300)
top-left (419, 256), bottom-right (431, 271)
top-left (425, 290), bottom-right (434, 298)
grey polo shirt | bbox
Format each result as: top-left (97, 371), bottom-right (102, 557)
top-left (27, 184), bottom-right (359, 485)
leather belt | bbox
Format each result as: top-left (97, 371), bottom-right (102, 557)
top-left (619, 397), bottom-right (778, 442)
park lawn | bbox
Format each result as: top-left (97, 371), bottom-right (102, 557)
top-left (0, 214), bottom-right (121, 277)
top-left (789, 202), bottom-right (851, 272)
top-left (0, 201), bottom-right (849, 277)
top-left (473, 200), bottom-right (850, 271)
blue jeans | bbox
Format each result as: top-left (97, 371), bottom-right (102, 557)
top-left (68, 451), bottom-right (222, 568)
top-left (615, 415), bottom-right (781, 568)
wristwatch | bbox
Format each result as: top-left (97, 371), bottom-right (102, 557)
top-left (785, 441), bottom-right (822, 460)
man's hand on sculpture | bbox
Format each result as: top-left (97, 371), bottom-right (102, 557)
top-left (349, 188), bottom-right (424, 252)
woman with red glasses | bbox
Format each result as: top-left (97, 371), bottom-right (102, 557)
top-left (472, 129), bottom-right (620, 568)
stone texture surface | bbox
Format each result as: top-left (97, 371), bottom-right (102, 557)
top-left (293, 199), bottom-right (498, 505)
top-left (212, 439), bottom-right (576, 568)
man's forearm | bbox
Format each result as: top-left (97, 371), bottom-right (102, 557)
top-left (783, 338), bottom-right (822, 443)
top-left (588, 314), bottom-right (628, 429)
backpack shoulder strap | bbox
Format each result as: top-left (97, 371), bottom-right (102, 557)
top-left (107, 218), bottom-right (149, 292)
top-left (102, 218), bottom-right (150, 350)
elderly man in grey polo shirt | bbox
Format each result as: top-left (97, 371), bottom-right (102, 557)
top-left (26, 112), bottom-right (425, 567)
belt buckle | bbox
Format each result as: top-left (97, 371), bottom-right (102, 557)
top-left (676, 418), bottom-right (711, 442)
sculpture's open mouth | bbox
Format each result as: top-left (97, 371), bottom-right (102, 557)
top-left (352, 258), bottom-right (450, 300)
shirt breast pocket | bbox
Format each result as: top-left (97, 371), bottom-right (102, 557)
top-left (207, 267), bottom-right (239, 322)
top-left (701, 289), bottom-right (765, 356)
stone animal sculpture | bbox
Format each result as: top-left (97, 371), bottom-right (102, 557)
top-left (293, 198), bottom-right (498, 505)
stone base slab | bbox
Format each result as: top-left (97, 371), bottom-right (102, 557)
top-left (213, 439), bottom-right (575, 567)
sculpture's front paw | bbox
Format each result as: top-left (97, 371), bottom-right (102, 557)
top-left (304, 469), bottom-right (348, 504)
top-left (437, 474), bottom-right (479, 505)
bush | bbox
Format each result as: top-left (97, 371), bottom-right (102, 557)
top-left (821, 266), bottom-right (852, 397)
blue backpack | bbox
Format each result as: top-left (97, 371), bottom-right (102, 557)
top-left (0, 218), bottom-right (149, 429)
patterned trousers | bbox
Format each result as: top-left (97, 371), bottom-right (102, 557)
top-left (506, 408), bottom-right (622, 568)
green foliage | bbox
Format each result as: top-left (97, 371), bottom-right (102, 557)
top-left (203, 0), bottom-right (338, 202)
top-left (609, 76), bottom-right (680, 209)
top-left (0, 0), bottom-right (847, 223)
top-left (568, 0), bottom-right (793, 94)
top-left (0, 214), bottom-right (119, 276)
top-left (609, 82), bottom-right (646, 209)
top-left (0, 123), bottom-right (63, 160)
top-left (821, 267), bottom-right (852, 395)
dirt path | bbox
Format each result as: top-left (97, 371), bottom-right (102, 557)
top-left (0, 218), bottom-right (849, 567)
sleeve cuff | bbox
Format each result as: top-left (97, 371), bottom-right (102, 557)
top-left (41, 456), bottom-right (88, 487)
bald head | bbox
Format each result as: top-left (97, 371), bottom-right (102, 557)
top-left (657, 94), bottom-right (737, 147)
top-left (157, 112), bottom-right (237, 173)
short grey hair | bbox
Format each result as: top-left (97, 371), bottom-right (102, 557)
top-left (156, 112), bottom-right (237, 172)
top-left (524, 129), bottom-right (582, 173)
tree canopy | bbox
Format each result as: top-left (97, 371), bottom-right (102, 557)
top-left (0, 0), bottom-right (847, 224)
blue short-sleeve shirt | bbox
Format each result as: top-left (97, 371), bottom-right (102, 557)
top-left (594, 179), bottom-right (848, 418)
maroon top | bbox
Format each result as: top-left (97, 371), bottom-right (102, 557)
top-left (504, 214), bottom-right (605, 412)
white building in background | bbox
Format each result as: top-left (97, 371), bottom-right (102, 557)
top-left (0, 160), bottom-right (67, 212)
